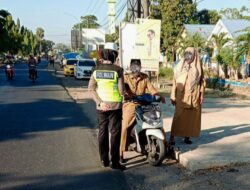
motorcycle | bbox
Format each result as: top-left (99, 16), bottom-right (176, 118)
top-left (126, 94), bottom-right (166, 166)
top-left (5, 64), bottom-right (14, 80)
top-left (29, 65), bottom-right (37, 83)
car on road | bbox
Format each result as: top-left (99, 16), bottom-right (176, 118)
top-left (74, 59), bottom-right (96, 79)
top-left (63, 58), bottom-right (77, 76)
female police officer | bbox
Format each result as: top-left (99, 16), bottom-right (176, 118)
top-left (88, 42), bottom-right (126, 170)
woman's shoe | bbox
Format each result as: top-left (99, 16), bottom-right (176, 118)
top-left (184, 137), bottom-right (192, 144)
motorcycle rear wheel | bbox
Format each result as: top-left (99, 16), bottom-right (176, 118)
top-left (147, 136), bottom-right (165, 166)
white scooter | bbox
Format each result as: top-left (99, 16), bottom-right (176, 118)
top-left (127, 94), bottom-right (166, 166)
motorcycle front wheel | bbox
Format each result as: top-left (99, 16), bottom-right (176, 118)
top-left (147, 136), bottom-right (166, 166)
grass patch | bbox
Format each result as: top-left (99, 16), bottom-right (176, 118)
top-left (159, 67), bottom-right (174, 80)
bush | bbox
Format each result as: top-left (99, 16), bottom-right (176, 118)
top-left (159, 67), bottom-right (174, 80)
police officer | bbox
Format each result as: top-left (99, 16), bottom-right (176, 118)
top-left (88, 42), bottom-right (126, 170)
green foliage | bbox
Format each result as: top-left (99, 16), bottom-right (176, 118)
top-left (0, 9), bottom-right (52, 56)
top-left (178, 32), bottom-right (206, 56)
top-left (105, 26), bottom-right (119, 42)
top-left (211, 32), bottom-right (231, 54)
top-left (195, 9), bottom-right (221, 24)
top-left (215, 54), bottom-right (223, 64)
top-left (220, 46), bottom-right (241, 70)
top-left (219, 6), bottom-right (249, 19)
top-left (73, 15), bottom-right (100, 29)
top-left (159, 0), bottom-right (197, 62)
top-left (150, 0), bottom-right (162, 19)
top-left (159, 67), bottom-right (174, 80)
top-left (236, 28), bottom-right (250, 63)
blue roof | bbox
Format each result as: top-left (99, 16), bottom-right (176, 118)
top-left (184, 24), bottom-right (215, 39)
top-left (221, 19), bottom-right (250, 38)
top-left (63, 52), bottom-right (79, 59)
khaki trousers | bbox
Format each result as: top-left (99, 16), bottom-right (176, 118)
top-left (120, 102), bottom-right (138, 155)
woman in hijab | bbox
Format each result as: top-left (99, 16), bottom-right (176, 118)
top-left (169, 47), bottom-right (206, 145)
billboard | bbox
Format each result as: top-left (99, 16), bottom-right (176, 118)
top-left (120, 19), bottom-right (161, 72)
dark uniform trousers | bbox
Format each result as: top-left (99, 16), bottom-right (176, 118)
top-left (97, 109), bottom-right (122, 164)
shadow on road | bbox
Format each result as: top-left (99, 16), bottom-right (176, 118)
top-left (0, 98), bottom-right (96, 142)
top-left (0, 170), bottom-right (131, 190)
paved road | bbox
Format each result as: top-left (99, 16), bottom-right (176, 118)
top-left (1, 61), bottom-right (249, 190)
top-left (0, 61), bottom-right (130, 190)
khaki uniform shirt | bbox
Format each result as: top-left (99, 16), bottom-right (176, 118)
top-left (124, 72), bottom-right (157, 99)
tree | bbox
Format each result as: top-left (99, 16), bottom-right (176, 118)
top-left (177, 32), bottom-right (206, 57)
top-left (0, 10), bottom-right (11, 52)
top-left (42, 39), bottom-right (55, 53)
top-left (236, 27), bottom-right (250, 64)
top-left (36, 27), bottom-right (44, 53)
top-left (105, 26), bottom-right (119, 42)
top-left (219, 6), bottom-right (250, 19)
top-left (54, 43), bottom-right (71, 53)
top-left (220, 46), bottom-right (241, 80)
top-left (212, 33), bottom-right (231, 55)
top-left (73, 15), bottom-right (100, 29)
top-left (211, 32), bottom-right (231, 76)
top-left (196, 9), bottom-right (221, 24)
top-left (150, 0), bottom-right (162, 20)
top-left (160, 0), bottom-right (197, 62)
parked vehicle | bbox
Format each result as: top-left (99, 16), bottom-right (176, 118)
top-left (63, 59), bottom-right (77, 76)
top-left (5, 64), bottom-right (15, 80)
top-left (74, 59), bottom-right (96, 79)
top-left (126, 94), bottom-right (166, 166)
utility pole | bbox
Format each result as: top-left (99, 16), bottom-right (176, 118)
top-left (137, 0), bottom-right (141, 18)
top-left (142, 0), bottom-right (149, 17)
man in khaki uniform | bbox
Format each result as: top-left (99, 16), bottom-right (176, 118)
top-left (120, 59), bottom-right (163, 162)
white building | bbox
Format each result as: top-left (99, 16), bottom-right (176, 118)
top-left (81, 28), bottom-right (105, 52)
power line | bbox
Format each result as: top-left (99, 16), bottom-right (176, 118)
top-left (85, 0), bottom-right (97, 14)
top-left (101, 2), bottom-right (126, 28)
top-left (89, 0), bottom-right (103, 15)
top-left (196, 0), bottom-right (206, 4)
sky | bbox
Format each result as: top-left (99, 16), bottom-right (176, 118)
top-left (0, 0), bottom-right (249, 45)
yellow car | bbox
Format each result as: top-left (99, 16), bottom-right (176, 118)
top-left (63, 59), bottom-right (77, 76)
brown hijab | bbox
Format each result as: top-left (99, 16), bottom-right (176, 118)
top-left (174, 47), bottom-right (202, 92)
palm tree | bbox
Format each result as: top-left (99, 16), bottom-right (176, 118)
top-left (236, 27), bottom-right (250, 63)
top-left (211, 32), bottom-right (231, 77)
top-left (235, 27), bottom-right (250, 78)
top-left (177, 32), bottom-right (206, 57)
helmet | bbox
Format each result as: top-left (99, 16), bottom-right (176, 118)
top-left (99, 42), bottom-right (118, 64)
top-left (104, 42), bottom-right (118, 52)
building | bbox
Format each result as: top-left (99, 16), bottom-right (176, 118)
top-left (207, 19), bottom-right (250, 42)
top-left (182, 24), bottom-right (215, 39)
top-left (71, 29), bottom-right (82, 50)
top-left (81, 28), bottom-right (105, 53)
top-left (176, 24), bottom-right (214, 60)
top-left (207, 19), bottom-right (250, 76)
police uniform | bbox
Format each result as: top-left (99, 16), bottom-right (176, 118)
top-left (88, 63), bottom-right (123, 167)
